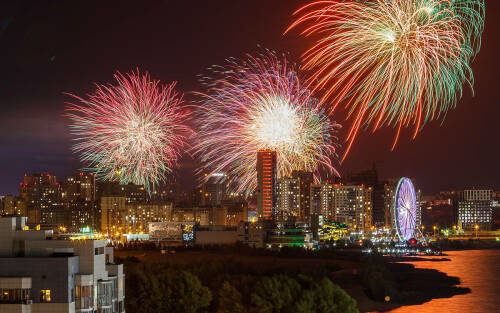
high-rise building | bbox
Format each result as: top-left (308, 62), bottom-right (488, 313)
top-left (369, 182), bottom-right (386, 227)
top-left (493, 200), bottom-right (500, 230)
top-left (101, 195), bottom-right (175, 234)
top-left (190, 187), bottom-right (203, 207)
top-left (100, 196), bottom-right (127, 236)
top-left (310, 183), bottom-right (334, 220)
top-left (151, 180), bottom-right (179, 203)
top-left (122, 183), bottom-right (146, 204)
top-left (333, 185), bottom-right (369, 230)
top-left (343, 164), bottom-right (384, 227)
top-left (257, 150), bottom-right (277, 221)
top-left (18, 173), bottom-right (66, 226)
top-left (95, 181), bottom-right (147, 230)
top-left (291, 170), bottom-right (313, 221)
top-left (277, 177), bottom-right (301, 221)
top-left (124, 202), bottom-right (173, 233)
top-left (458, 189), bottom-right (494, 230)
top-left (364, 186), bottom-right (373, 229)
top-left (0, 195), bottom-right (26, 216)
top-left (201, 173), bottom-right (228, 206)
top-left (62, 172), bottom-right (95, 232)
top-left (63, 173), bottom-right (94, 202)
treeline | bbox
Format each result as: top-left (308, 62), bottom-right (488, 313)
top-left (115, 242), bottom-right (365, 261)
top-left (123, 257), bottom-right (359, 313)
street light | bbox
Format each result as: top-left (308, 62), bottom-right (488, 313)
top-left (433, 225), bottom-right (438, 238)
top-left (474, 224), bottom-right (479, 238)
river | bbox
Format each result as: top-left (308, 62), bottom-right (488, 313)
top-left (383, 250), bottom-right (500, 313)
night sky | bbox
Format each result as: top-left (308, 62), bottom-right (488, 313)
top-left (0, 0), bottom-right (498, 196)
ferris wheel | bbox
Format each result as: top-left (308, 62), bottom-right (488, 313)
top-left (393, 177), bottom-right (417, 241)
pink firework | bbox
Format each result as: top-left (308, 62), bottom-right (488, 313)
top-left (193, 51), bottom-right (341, 196)
top-left (65, 70), bottom-right (191, 193)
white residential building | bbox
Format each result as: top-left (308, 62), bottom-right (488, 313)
top-left (0, 215), bottom-right (125, 313)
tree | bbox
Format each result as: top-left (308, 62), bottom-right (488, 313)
top-left (125, 264), bottom-right (162, 313)
top-left (250, 274), bottom-right (302, 313)
top-left (159, 270), bottom-right (212, 313)
top-left (217, 281), bottom-right (246, 313)
top-left (313, 278), bottom-right (359, 313)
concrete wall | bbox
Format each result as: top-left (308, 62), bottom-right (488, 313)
top-left (0, 257), bottom-right (79, 304)
top-left (195, 230), bottom-right (238, 245)
top-left (24, 240), bottom-right (107, 279)
top-left (0, 304), bottom-right (32, 313)
top-left (0, 277), bottom-right (31, 289)
top-left (0, 218), bottom-right (16, 256)
top-left (32, 302), bottom-right (75, 313)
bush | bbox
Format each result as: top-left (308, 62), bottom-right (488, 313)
top-left (361, 255), bottom-right (400, 302)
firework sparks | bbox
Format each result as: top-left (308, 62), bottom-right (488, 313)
top-left (65, 70), bottom-right (191, 193)
top-left (287, 0), bottom-right (485, 160)
top-left (193, 51), bottom-right (340, 195)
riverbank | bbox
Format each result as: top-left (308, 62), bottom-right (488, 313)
top-left (115, 246), bottom-right (469, 313)
top-left (431, 238), bottom-right (500, 251)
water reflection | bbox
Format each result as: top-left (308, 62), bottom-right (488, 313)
top-left (381, 250), bottom-right (500, 313)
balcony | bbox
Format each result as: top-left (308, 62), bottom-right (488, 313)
top-left (97, 280), bottom-right (112, 310)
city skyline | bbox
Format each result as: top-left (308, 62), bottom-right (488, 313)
top-left (0, 0), bottom-right (499, 195)
top-left (0, 2), bottom-right (497, 313)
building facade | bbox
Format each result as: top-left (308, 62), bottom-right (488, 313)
top-left (310, 184), bottom-right (334, 220)
top-left (333, 185), bottom-right (367, 230)
top-left (101, 196), bottom-right (174, 234)
top-left (458, 189), bottom-right (494, 230)
top-left (170, 205), bottom-right (247, 227)
top-left (256, 150), bottom-right (277, 221)
top-left (277, 178), bottom-right (300, 221)
top-left (0, 195), bottom-right (27, 216)
top-left (100, 197), bottom-right (127, 236)
top-left (201, 173), bottom-right (228, 207)
top-left (18, 173), bottom-right (65, 226)
top-left (291, 171), bottom-right (314, 221)
top-left (62, 173), bottom-right (96, 233)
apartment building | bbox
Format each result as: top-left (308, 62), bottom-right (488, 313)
top-left (0, 215), bottom-right (125, 313)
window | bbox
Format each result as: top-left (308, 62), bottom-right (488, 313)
top-left (0, 288), bottom-right (31, 303)
top-left (95, 247), bottom-right (105, 255)
top-left (76, 285), bottom-right (92, 309)
top-left (40, 290), bottom-right (51, 302)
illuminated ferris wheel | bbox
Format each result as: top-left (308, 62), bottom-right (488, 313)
top-left (393, 177), bottom-right (417, 241)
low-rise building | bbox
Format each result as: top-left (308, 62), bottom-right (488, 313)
top-left (236, 221), bottom-right (265, 248)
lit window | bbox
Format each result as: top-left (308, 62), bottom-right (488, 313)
top-left (40, 290), bottom-right (51, 302)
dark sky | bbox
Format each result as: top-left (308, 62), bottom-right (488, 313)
top-left (0, 0), bottom-right (498, 196)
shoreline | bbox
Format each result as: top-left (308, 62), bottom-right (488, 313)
top-left (328, 254), bottom-right (469, 312)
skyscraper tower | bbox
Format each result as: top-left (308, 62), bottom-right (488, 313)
top-left (18, 173), bottom-right (63, 225)
top-left (257, 150), bottom-right (277, 221)
top-left (277, 177), bottom-right (300, 221)
top-left (292, 170), bottom-right (314, 221)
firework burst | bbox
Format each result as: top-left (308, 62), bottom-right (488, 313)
top-left (287, 0), bottom-right (485, 160)
top-left (65, 71), bottom-right (191, 193)
top-left (194, 51), bottom-right (340, 196)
